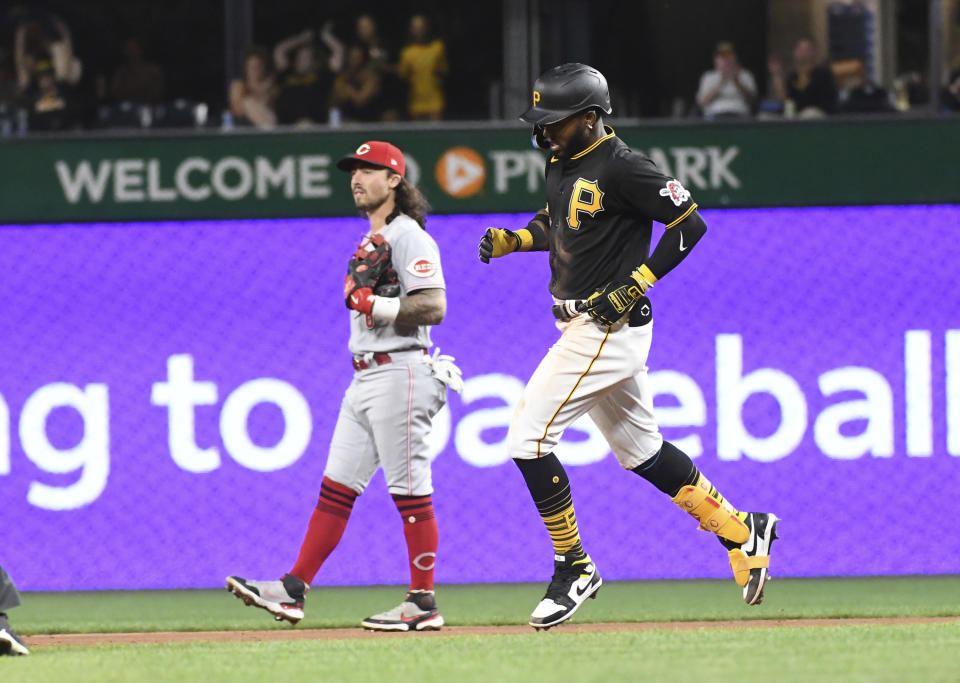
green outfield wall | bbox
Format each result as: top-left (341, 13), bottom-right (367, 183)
top-left (0, 116), bottom-right (957, 223)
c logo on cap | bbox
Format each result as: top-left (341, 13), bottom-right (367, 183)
top-left (532, 91), bottom-right (540, 106)
top-left (356, 143), bottom-right (371, 155)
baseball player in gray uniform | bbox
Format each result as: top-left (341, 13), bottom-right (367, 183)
top-left (0, 565), bottom-right (29, 656)
top-left (227, 140), bottom-right (460, 632)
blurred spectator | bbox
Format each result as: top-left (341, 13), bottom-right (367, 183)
top-left (274, 25), bottom-right (343, 74)
top-left (0, 54), bottom-right (17, 110)
top-left (273, 30), bottom-right (335, 125)
top-left (768, 37), bottom-right (838, 117)
top-left (356, 14), bottom-right (388, 65)
top-left (355, 14), bottom-right (402, 120)
top-left (836, 59), bottom-right (893, 113)
top-left (110, 38), bottom-right (164, 105)
top-left (14, 11), bottom-right (82, 96)
top-left (26, 58), bottom-right (77, 131)
top-left (331, 44), bottom-right (382, 123)
top-left (942, 57), bottom-right (960, 112)
top-left (316, 21), bottom-right (345, 74)
top-left (229, 46), bottom-right (277, 128)
top-left (695, 41), bottom-right (756, 119)
top-left (397, 14), bottom-right (447, 120)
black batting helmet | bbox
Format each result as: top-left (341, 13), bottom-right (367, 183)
top-left (520, 63), bottom-right (612, 125)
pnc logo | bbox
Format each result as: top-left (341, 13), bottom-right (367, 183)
top-left (567, 177), bottom-right (605, 229)
top-left (533, 91), bottom-right (541, 106)
top-left (435, 147), bottom-right (486, 198)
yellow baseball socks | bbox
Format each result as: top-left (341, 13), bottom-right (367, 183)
top-left (514, 454), bottom-right (587, 561)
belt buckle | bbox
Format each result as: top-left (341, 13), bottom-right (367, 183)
top-left (353, 352), bottom-right (376, 370)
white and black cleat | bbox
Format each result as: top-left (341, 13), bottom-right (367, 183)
top-left (361, 591), bottom-right (444, 632)
top-left (0, 616), bottom-right (29, 657)
top-left (225, 574), bottom-right (306, 625)
top-left (529, 554), bottom-right (602, 630)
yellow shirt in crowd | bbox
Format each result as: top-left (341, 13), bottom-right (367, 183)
top-left (398, 40), bottom-right (448, 117)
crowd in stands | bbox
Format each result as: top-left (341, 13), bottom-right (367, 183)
top-left (0, 7), bottom-right (175, 132)
top-left (0, 5), bottom-right (957, 135)
top-left (694, 36), bottom-right (960, 121)
top-left (0, 8), bottom-right (83, 132)
top-left (219, 12), bottom-right (447, 129)
top-left (0, 8), bottom-right (448, 134)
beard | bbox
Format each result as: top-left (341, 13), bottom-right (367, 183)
top-left (354, 190), bottom-right (388, 214)
top-left (562, 125), bottom-right (596, 158)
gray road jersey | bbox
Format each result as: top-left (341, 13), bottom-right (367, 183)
top-left (348, 213), bottom-right (445, 355)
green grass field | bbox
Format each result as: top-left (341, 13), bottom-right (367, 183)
top-left (5, 576), bottom-right (960, 682)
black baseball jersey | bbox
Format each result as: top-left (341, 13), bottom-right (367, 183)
top-left (544, 128), bottom-right (698, 300)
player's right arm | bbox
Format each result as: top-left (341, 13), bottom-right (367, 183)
top-left (393, 287), bottom-right (445, 325)
top-left (580, 154), bottom-right (707, 326)
top-left (478, 209), bottom-right (550, 263)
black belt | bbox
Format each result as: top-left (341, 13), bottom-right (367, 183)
top-left (551, 300), bottom-right (585, 321)
top-left (552, 297), bottom-right (654, 326)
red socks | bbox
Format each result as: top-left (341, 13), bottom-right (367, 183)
top-left (288, 480), bottom-right (438, 591)
top-left (393, 494), bottom-right (438, 592)
top-left (289, 477), bottom-right (357, 584)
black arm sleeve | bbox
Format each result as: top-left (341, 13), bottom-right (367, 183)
top-left (516, 210), bottom-right (550, 251)
top-left (641, 209), bottom-right (707, 281)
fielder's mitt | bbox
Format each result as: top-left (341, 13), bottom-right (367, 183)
top-left (344, 234), bottom-right (398, 306)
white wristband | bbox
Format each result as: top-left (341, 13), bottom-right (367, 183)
top-left (371, 296), bottom-right (400, 322)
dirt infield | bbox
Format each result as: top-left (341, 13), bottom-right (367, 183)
top-left (27, 616), bottom-right (960, 648)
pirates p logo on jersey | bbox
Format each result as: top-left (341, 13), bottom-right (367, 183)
top-left (567, 178), bottom-right (605, 229)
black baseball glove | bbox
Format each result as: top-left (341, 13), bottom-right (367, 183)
top-left (344, 234), bottom-right (396, 307)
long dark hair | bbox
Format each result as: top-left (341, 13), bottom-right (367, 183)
top-left (388, 175), bottom-right (430, 229)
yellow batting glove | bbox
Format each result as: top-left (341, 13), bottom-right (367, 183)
top-left (478, 228), bottom-right (522, 263)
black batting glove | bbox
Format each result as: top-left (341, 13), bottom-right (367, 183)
top-left (580, 270), bottom-right (652, 326)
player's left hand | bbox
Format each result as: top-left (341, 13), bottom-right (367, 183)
top-left (580, 274), bottom-right (647, 326)
top-left (430, 348), bottom-right (464, 393)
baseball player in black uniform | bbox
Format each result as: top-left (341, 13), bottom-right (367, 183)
top-left (479, 63), bottom-right (779, 630)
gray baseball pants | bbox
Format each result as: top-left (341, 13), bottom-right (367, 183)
top-left (325, 351), bottom-right (446, 496)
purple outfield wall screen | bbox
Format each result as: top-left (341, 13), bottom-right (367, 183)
top-left (1, 205), bottom-right (959, 590)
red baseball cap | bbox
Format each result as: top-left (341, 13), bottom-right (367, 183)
top-left (336, 140), bottom-right (406, 177)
